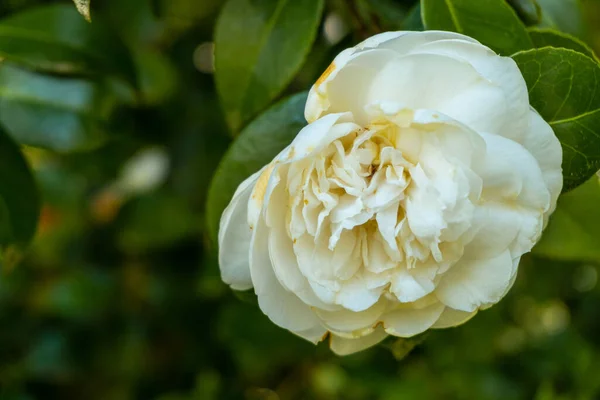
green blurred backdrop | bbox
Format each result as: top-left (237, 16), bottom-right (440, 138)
top-left (0, 0), bottom-right (600, 399)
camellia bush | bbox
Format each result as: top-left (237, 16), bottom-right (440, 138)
top-left (2, 0), bottom-right (600, 399)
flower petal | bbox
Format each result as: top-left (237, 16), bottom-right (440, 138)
top-left (307, 49), bottom-right (400, 124)
top-left (390, 267), bottom-right (436, 303)
top-left (464, 202), bottom-right (541, 260)
top-left (432, 307), bottom-right (477, 329)
top-left (435, 250), bottom-right (513, 312)
top-left (275, 112), bottom-right (359, 164)
top-left (315, 298), bottom-right (387, 335)
top-left (250, 201), bottom-right (325, 337)
top-left (318, 51), bottom-right (506, 128)
top-left (522, 109), bottom-right (563, 219)
top-left (410, 38), bottom-right (529, 137)
top-left (266, 169), bottom-right (340, 311)
top-left (477, 132), bottom-right (551, 211)
top-left (329, 326), bottom-right (388, 356)
top-left (305, 31), bottom-right (480, 122)
top-left (382, 301), bottom-right (445, 337)
top-left (218, 171), bottom-right (261, 290)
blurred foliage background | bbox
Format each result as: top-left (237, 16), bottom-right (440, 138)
top-left (1, 0), bottom-right (600, 399)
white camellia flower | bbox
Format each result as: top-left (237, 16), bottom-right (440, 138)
top-left (218, 31), bottom-right (563, 355)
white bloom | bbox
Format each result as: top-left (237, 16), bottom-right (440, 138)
top-left (218, 31), bottom-right (563, 355)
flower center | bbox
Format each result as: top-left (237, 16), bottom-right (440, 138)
top-left (286, 120), bottom-right (475, 305)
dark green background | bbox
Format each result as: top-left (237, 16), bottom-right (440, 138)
top-left (1, 0), bottom-right (600, 399)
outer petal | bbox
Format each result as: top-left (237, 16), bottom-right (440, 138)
top-left (306, 49), bottom-right (400, 124)
top-left (329, 327), bottom-right (388, 356)
top-left (409, 38), bottom-right (529, 137)
top-left (435, 250), bottom-right (513, 312)
top-left (465, 132), bottom-right (550, 259)
top-left (500, 256), bottom-right (522, 299)
top-left (431, 307), bottom-right (477, 329)
top-left (464, 202), bottom-right (541, 260)
top-left (477, 132), bottom-right (551, 211)
top-left (307, 31), bottom-right (517, 134)
top-left (322, 52), bottom-right (505, 127)
top-left (294, 325), bottom-right (329, 344)
top-left (306, 31), bottom-right (479, 122)
top-left (315, 298), bottom-right (387, 336)
top-left (218, 170), bottom-right (261, 290)
top-left (250, 177), bottom-right (326, 340)
top-left (374, 30), bottom-right (479, 53)
top-left (306, 32), bottom-right (410, 122)
top-left (382, 302), bottom-right (445, 337)
top-left (522, 109), bottom-right (563, 218)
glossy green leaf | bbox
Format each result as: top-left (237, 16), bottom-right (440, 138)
top-left (537, 0), bottom-right (585, 39)
top-left (534, 176), bottom-right (600, 261)
top-left (421, 0), bottom-right (533, 55)
top-left (528, 28), bottom-right (595, 59)
top-left (0, 127), bottom-right (40, 247)
top-left (403, 3), bottom-right (424, 31)
top-left (206, 92), bottom-right (307, 244)
top-left (0, 4), bottom-right (136, 85)
top-left (0, 64), bottom-right (118, 152)
top-left (215, 0), bottom-right (323, 133)
top-left (72, 0), bottom-right (91, 22)
top-left (508, 0), bottom-right (541, 25)
top-left (512, 47), bottom-right (600, 190)
top-left (361, 0), bottom-right (408, 31)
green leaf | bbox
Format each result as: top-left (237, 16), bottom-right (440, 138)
top-left (536, 0), bottom-right (585, 39)
top-left (421, 0), bottom-right (533, 55)
top-left (215, 0), bottom-right (323, 134)
top-left (72, 0), bottom-right (91, 22)
top-left (528, 28), bottom-right (596, 59)
top-left (361, 0), bottom-right (409, 31)
top-left (0, 127), bottom-right (40, 247)
top-left (534, 176), bottom-right (600, 262)
top-left (206, 92), bottom-right (307, 245)
top-left (0, 64), bottom-right (118, 152)
top-left (512, 47), bottom-right (600, 191)
top-left (403, 3), bottom-right (424, 31)
top-left (508, 0), bottom-right (541, 25)
top-left (0, 4), bottom-right (136, 85)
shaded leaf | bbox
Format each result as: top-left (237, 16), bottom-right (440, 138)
top-left (403, 2), bottom-right (424, 31)
top-left (421, 0), bottom-right (533, 55)
top-left (72, 0), bottom-right (91, 22)
top-left (206, 92), bottom-right (307, 244)
top-left (0, 127), bottom-right (40, 247)
top-left (0, 4), bottom-right (136, 85)
top-left (0, 64), bottom-right (119, 152)
top-left (508, 0), bottom-right (541, 25)
top-left (537, 0), bottom-right (585, 39)
top-left (528, 27), bottom-right (595, 59)
top-left (362, 0), bottom-right (409, 31)
top-left (534, 176), bottom-right (600, 262)
top-left (512, 47), bottom-right (600, 190)
top-left (215, 0), bottom-right (323, 133)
